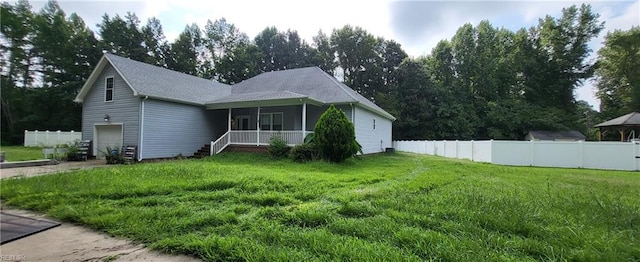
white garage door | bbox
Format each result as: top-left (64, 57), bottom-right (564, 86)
top-left (96, 125), bottom-right (123, 159)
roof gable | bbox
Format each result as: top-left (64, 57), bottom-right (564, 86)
top-left (75, 53), bottom-right (231, 105)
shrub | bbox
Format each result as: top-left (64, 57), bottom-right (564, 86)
top-left (289, 143), bottom-right (319, 162)
top-left (314, 105), bottom-right (358, 162)
top-left (102, 146), bottom-right (124, 164)
top-left (268, 135), bottom-right (290, 159)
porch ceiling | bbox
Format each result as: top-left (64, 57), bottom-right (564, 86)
top-left (205, 91), bottom-right (324, 109)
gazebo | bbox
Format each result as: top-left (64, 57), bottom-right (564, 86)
top-left (594, 112), bottom-right (640, 141)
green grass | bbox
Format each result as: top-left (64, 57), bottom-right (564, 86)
top-left (0, 146), bottom-right (43, 161)
top-left (1, 153), bottom-right (639, 261)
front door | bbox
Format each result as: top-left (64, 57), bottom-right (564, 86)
top-left (236, 115), bottom-right (250, 130)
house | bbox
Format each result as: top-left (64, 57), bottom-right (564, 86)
top-left (524, 130), bottom-right (586, 141)
top-left (74, 53), bottom-right (395, 160)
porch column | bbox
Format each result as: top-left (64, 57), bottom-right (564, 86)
top-left (256, 106), bottom-right (261, 146)
top-left (228, 108), bottom-right (232, 132)
top-left (302, 101), bottom-right (307, 140)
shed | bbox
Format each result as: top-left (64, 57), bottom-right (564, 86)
top-left (525, 130), bottom-right (586, 141)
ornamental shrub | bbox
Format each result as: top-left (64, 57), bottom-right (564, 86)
top-left (268, 135), bottom-right (290, 159)
top-left (313, 105), bottom-right (358, 162)
top-left (289, 143), bottom-right (319, 162)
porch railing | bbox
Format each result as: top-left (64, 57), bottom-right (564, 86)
top-left (211, 130), bottom-right (312, 156)
top-left (210, 132), bottom-right (230, 155)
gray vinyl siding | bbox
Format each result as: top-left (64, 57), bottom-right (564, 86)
top-left (141, 99), bottom-right (219, 159)
top-left (81, 64), bottom-right (140, 156)
top-left (305, 104), bottom-right (353, 131)
top-left (354, 106), bottom-right (392, 154)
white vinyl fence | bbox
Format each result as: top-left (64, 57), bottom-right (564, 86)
top-left (393, 140), bottom-right (640, 171)
top-left (24, 130), bottom-right (82, 147)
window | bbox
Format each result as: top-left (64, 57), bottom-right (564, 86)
top-left (105, 77), bottom-right (114, 102)
top-left (260, 113), bottom-right (283, 131)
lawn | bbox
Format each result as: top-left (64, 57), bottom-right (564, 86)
top-left (1, 153), bottom-right (638, 261)
top-left (0, 146), bottom-right (43, 161)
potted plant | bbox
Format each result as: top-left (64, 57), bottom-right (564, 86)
top-left (66, 143), bottom-right (80, 161)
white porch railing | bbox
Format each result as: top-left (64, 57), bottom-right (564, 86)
top-left (211, 132), bottom-right (230, 155)
top-left (210, 130), bottom-right (312, 156)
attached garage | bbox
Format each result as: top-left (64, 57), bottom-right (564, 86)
top-left (94, 124), bottom-right (123, 158)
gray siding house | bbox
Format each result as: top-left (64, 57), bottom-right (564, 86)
top-left (75, 53), bottom-right (395, 160)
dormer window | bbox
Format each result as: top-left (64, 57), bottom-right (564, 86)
top-left (105, 77), bottom-right (114, 102)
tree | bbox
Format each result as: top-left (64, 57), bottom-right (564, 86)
top-left (331, 25), bottom-right (381, 99)
top-left (311, 30), bottom-right (335, 75)
top-left (392, 59), bottom-right (438, 139)
top-left (595, 26), bottom-right (640, 120)
top-left (167, 23), bottom-right (206, 76)
top-left (97, 12), bottom-right (147, 61)
top-left (254, 27), bottom-right (316, 72)
top-left (141, 17), bottom-right (170, 67)
top-left (314, 105), bottom-right (358, 162)
top-left (215, 42), bottom-right (262, 84)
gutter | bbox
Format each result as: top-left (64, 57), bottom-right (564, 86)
top-left (138, 96), bottom-right (149, 161)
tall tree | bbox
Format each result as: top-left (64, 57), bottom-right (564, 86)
top-left (595, 26), bottom-right (640, 120)
top-left (331, 25), bottom-right (381, 100)
top-left (311, 30), bottom-right (335, 75)
top-left (167, 23), bottom-right (206, 76)
top-left (215, 42), bottom-right (262, 84)
top-left (97, 12), bottom-right (147, 61)
top-left (141, 17), bottom-right (170, 67)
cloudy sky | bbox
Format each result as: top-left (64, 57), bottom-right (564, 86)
top-left (26, 0), bottom-right (640, 109)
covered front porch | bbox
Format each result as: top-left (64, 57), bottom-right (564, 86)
top-left (206, 95), bottom-right (353, 155)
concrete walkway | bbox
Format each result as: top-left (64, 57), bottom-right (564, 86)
top-left (0, 160), bottom-right (108, 179)
top-left (0, 208), bottom-right (201, 261)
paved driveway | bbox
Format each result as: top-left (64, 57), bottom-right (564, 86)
top-left (1, 160), bottom-right (109, 179)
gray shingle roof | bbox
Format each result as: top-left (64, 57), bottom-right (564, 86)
top-left (78, 54), bottom-right (394, 120)
top-left (104, 53), bottom-right (231, 105)
top-left (210, 91), bottom-right (308, 104)
top-left (225, 67), bottom-right (395, 120)
top-left (595, 112), bottom-right (640, 127)
top-left (528, 130), bottom-right (586, 140)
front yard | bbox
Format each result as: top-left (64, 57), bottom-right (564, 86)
top-left (1, 153), bottom-right (638, 261)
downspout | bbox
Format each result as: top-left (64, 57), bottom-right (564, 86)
top-left (138, 96), bottom-right (149, 161)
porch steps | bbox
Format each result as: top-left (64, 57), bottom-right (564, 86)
top-left (193, 144), bottom-right (211, 158)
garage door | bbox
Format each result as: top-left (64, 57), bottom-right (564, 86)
top-left (96, 125), bottom-right (123, 159)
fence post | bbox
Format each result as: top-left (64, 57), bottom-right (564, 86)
top-left (34, 130), bottom-right (38, 146)
top-left (530, 140), bottom-right (535, 166)
top-left (455, 140), bottom-right (459, 159)
top-left (57, 130), bottom-right (61, 146)
top-left (471, 140), bottom-right (474, 161)
top-left (579, 140), bottom-right (584, 168)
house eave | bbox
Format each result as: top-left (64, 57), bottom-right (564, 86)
top-left (205, 97), bottom-right (323, 109)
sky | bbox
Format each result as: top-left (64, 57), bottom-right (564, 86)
top-left (25, 0), bottom-right (640, 110)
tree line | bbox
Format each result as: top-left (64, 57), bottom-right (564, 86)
top-left (2, 0), bottom-right (638, 144)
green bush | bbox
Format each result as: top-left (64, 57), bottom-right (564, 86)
top-left (268, 135), bottom-right (291, 159)
top-left (289, 143), bottom-right (319, 162)
top-left (102, 146), bottom-right (124, 164)
top-left (314, 105), bottom-right (359, 163)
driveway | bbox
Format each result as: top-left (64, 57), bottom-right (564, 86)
top-left (1, 160), bottom-right (109, 179)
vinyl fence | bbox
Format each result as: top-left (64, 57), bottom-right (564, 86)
top-left (23, 130), bottom-right (82, 147)
top-left (393, 140), bottom-right (640, 171)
